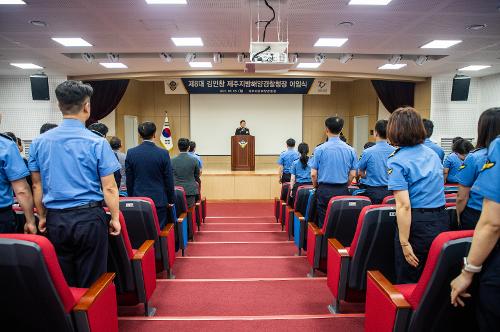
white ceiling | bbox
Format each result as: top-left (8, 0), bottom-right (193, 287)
top-left (0, 0), bottom-right (499, 78)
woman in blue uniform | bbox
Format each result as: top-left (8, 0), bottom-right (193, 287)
top-left (444, 138), bottom-right (473, 184)
top-left (451, 135), bottom-right (500, 332)
top-left (288, 143), bottom-right (312, 205)
top-left (386, 107), bottom-right (449, 284)
top-left (457, 108), bottom-right (500, 230)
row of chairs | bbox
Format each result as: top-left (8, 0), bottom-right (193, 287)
top-left (3, 186), bottom-right (207, 332)
top-left (275, 183), bottom-right (475, 332)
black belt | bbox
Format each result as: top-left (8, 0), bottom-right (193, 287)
top-left (412, 206), bottom-right (445, 213)
top-left (48, 201), bottom-right (103, 212)
top-left (365, 185), bottom-right (388, 189)
top-left (0, 206), bottom-right (12, 213)
top-left (318, 183), bottom-right (348, 187)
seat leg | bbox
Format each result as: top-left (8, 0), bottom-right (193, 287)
top-left (307, 268), bottom-right (315, 278)
top-left (182, 248), bottom-right (185, 257)
top-left (298, 248), bottom-right (302, 256)
top-left (168, 269), bottom-right (176, 279)
top-left (144, 301), bottom-right (157, 317)
top-left (328, 298), bottom-right (341, 314)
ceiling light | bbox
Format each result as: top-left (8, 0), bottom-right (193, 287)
top-left (81, 53), bottom-right (95, 64)
top-left (466, 24), bottom-right (487, 31)
top-left (213, 52), bottom-right (222, 64)
top-left (378, 63), bottom-right (407, 70)
top-left (388, 54), bottom-right (402, 65)
top-left (314, 38), bottom-right (348, 47)
top-left (339, 53), bottom-right (353, 64)
top-left (421, 40), bottom-right (462, 49)
top-left (349, 0), bottom-right (392, 5)
top-left (189, 62), bottom-right (212, 68)
top-left (160, 52), bottom-right (173, 63)
top-left (185, 53), bottom-right (196, 63)
top-left (0, 0), bottom-right (26, 4)
top-left (415, 55), bottom-right (429, 66)
top-left (99, 62), bottom-right (128, 69)
top-left (459, 65), bottom-right (491, 71)
top-left (10, 63), bottom-right (43, 69)
top-left (297, 63), bottom-right (322, 69)
top-left (171, 37), bottom-right (203, 47)
top-left (145, 0), bottom-right (187, 4)
top-left (52, 37), bottom-right (92, 47)
top-left (314, 54), bottom-right (326, 63)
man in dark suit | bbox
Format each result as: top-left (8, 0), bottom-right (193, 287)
top-left (126, 121), bottom-right (175, 228)
top-left (171, 138), bottom-right (200, 208)
top-left (235, 120), bottom-right (250, 135)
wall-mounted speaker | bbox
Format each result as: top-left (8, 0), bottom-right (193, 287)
top-left (30, 74), bottom-right (50, 101)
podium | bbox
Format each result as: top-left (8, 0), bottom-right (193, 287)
top-left (231, 135), bottom-right (255, 171)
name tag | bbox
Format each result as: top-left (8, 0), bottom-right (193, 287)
top-left (389, 212), bottom-right (396, 217)
top-left (349, 202), bottom-right (356, 206)
top-left (126, 203), bottom-right (134, 208)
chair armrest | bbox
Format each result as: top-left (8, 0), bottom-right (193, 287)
top-left (160, 223), bottom-right (175, 238)
top-left (329, 238), bottom-right (349, 256)
top-left (308, 222), bottom-right (323, 236)
top-left (294, 211), bottom-right (305, 222)
top-left (177, 212), bottom-right (187, 223)
top-left (73, 273), bottom-right (116, 312)
top-left (327, 239), bottom-right (350, 301)
top-left (132, 240), bottom-right (155, 261)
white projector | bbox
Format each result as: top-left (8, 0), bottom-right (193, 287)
top-left (245, 41), bottom-right (293, 73)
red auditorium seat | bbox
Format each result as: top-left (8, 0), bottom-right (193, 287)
top-left (0, 234), bottom-right (118, 332)
top-left (174, 186), bottom-right (190, 255)
top-left (365, 230), bottom-right (475, 332)
top-left (307, 196), bottom-right (371, 276)
top-left (444, 184), bottom-right (459, 194)
top-left (383, 194), bottom-right (456, 205)
top-left (446, 203), bottom-right (459, 230)
top-left (274, 182), bottom-right (290, 224)
top-left (382, 195), bottom-right (396, 205)
top-left (195, 182), bottom-right (207, 229)
top-left (291, 185), bottom-right (315, 254)
top-left (105, 210), bottom-right (157, 316)
top-left (175, 186), bottom-right (197, 241)
top-left (119, 197), bottom-right (176, 277)
top-left (327, 205), bottom-right (397, 313)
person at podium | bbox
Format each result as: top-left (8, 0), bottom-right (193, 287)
top-left (235, 120), bottom-right (250, 135)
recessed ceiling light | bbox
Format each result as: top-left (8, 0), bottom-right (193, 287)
top-left (378, 63), bottom-right (407, 70)
top-left (52, 38), bottom-right (92, 47)
top-left (189, 62), bottom-right (212, 68)
top-left (466, 24), bottom-right (487, 31)
top-left (421, 40), bottom-right (462, 49)
top-left (171, 37), bottom-right (203, 46)
top-left (10, 63), bottom-right (43, 69)
top-left (145, 0), bottom-right (187, 3)
top-left (349, 0), bottom-right (392, 5)
top-left (29, 20), bottom-right (48, 27)
top-left (459, 65), bottom-right (491, 71)
top-left (297, 63), bottom-right (322, 69)
top-left (0, 0), bottom-right (26, 4)
top-left (99, 62), bottom-right (128, 69)
top-left (314, 38), bottom-right (348, 47)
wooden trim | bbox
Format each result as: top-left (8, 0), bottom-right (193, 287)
top-left (160, 223), bottom-right (175, 237)
top-left (308, 222), bottom-right (323, 235)
top-left (294, 211), bottom-right (305, 222)
top-left (328, 238), bottom-right (349, 257)
top-left (367, 271), bottom-right (411, 309)
top-left (177, 212), bottom-right (187, 223)
top-left (132, 240), bottom-right (155, 260)
top-left (73, 273), bottom-right (116, 312)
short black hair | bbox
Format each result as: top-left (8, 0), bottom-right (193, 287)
top-left (452, 139), bottom-right (474, 155)
top-left (55, 80), bottom-right (93, 115)
top-left (325, 117), bottom-right (344, 135)
top-left (138, 121), bottom-right (156, 140)
top-left (375, 120), bottom-right (388, 139)
top-left (422, 119), bottom-right (434, 138)
top-left (3, 132), bottom-right (16, 142)
top-left (109, 136), bottom-right (122, 150)
top-left (40, 123), bottom-right (58, 134)
top-left (452, 136), bottom-right (463, 144)
top-left (88, 123), bottom-right (109, 137)
top-left (178, 138), bottom-right (190, 152)
top-left (286, 138), bottom-right (296, 147)
top-left (240, 120), bottom-right (246, 124)
top-left (476, 108), bottom-right (500, 149)
top-left (364, 142), bottom-right (376, 150)
top-left (189, 141), bottom-right (196, 152)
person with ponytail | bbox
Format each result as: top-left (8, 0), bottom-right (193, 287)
top-left (288, 143), bottom-right (313, 204)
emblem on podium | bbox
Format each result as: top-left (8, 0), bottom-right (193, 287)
top-left (238, 140), bottom-right (248, 149)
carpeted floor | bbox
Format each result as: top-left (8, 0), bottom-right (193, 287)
top-left (118, 201), bottom-right (364, 331)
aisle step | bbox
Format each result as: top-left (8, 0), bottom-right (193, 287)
top-left (194, 231), bottom-right (289, 242)
top-left (201, 223), bottom-right (281, 231)
top-left (182, 242), bottom-right (300, 257)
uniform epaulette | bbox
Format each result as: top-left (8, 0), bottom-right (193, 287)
top-left (388, 148), bottom-right (400, 158)
top-left (0, 133), bottom-right (15, 142)
top-left (89, 129), bottom-right (105, 138)
top-left (481, 160), bottom-right (495, 171)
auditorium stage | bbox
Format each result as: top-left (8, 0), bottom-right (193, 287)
top-left (200, 159), bottom-right (282, 200)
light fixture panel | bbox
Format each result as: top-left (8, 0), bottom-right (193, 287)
top-left (0, 0), bottom-right (27, 4)
top-left (349, 0), bottom-right (392, 5)
top-left (459, 65), bottom-right (491, 71)
top-left (421, 40), bottom-right (462, 49)
top-left (52, 37), bottom-right (92, 47)
top-left (145, 0), bottom-right (187, 4)
top-left (314, 38), bottom-right (348, 47)
top-left (172, 37), bottom-right (203, 46)
top-left (297, 63), bottom-right (322, 69)
top-left (189, 62), bottom-right (212, 68)
top-left (378, 63), bottom-right (407, 70)
top-left (10, 63), bottom-right (43, 69)
top-left (99, 62), bottom-right (128, 69)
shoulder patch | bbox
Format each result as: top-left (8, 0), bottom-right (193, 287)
top-left (458, 164), bottom-right (466, 170)
top-left (388, 148), bottom-right (400, 158)
top-left (387, 168), bottom-right (393, 175)
top-left (481, 161), bottom-right (495, 171)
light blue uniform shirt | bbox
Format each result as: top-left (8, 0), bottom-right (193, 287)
top-left (290, 158), bottom-right (312, 183)
top-left (0, 136), bottom-right (30, 208)
top-left (310, 137), bottom-right (358, 184)
top-left (28, 119), bottom-right (121, 209)
top-left (358, 141), bottom-right (395, 187)
top-left (458, 148), bottom-right (487, 211)
top-left (189, 152), bottom-right (203, 169)
top-left (278, 148), bottom-right (300, 174)
top-left (424, 138), bottom-right (445, 162)
top-left (443, 153), bottom-right (463, 183)
top-left (471, 137), bottom-right (500, 204)
top-left (387, 144), bottom-right (445, 208)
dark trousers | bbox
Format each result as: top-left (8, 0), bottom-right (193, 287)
top-left (394, 209), bottom-right (449, 284)
top-left (316, 183), bottom-right (349, 229)
top-left (288, 182), bottom-right (313, 207)
top-left (186, 195), bottom-right (196, 209)
top-left (46, 207), bottom-right (108, 288)
top-left (363, 185), bottom-right (392, 204)
top-left (460, 206), bottom-right (481, 230)
top-left (281, 173), bottom-right (291, 184)
top-left (0, 208), bottom-right (16, 233)
top-left (477, 244), bottom-right (500, 331)
top-left (156, 206), bottom-right (167, 229)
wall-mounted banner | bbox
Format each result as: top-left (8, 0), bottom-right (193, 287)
top-left (165, 78), bottom-right (332, 95)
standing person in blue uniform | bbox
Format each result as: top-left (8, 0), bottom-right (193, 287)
top-left (28, 80), bottom-right (121, 288)
top-left (422, 118), bottom-right (445, 162)
top-left (311, 117), bottom-right (357, 228)
top-left (451, 135), bottom-right (500, 332)
top-left (278, 138), bottom-right (300, 184)
top-left (387, 107), bottom-right (449, 284)
top-left (357, 120), bottom-right (395, 204)
top-left (288, 143), bottom-right (312, 205)
top-left (235, 120), bottom-right (250, 135)
top-left (0, 133), bottom-right (36, 234)
top-left (457, 108), bottom-right (500, 230)
top-left (126, 121), bottom-right (176, 229)
top-left (443, 138), bottom-right (474, 184)
top-left (188, 141), bottom-right (203, 173)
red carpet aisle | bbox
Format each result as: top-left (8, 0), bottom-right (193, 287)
top-left (119, 202), bottom-right (364, 331)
